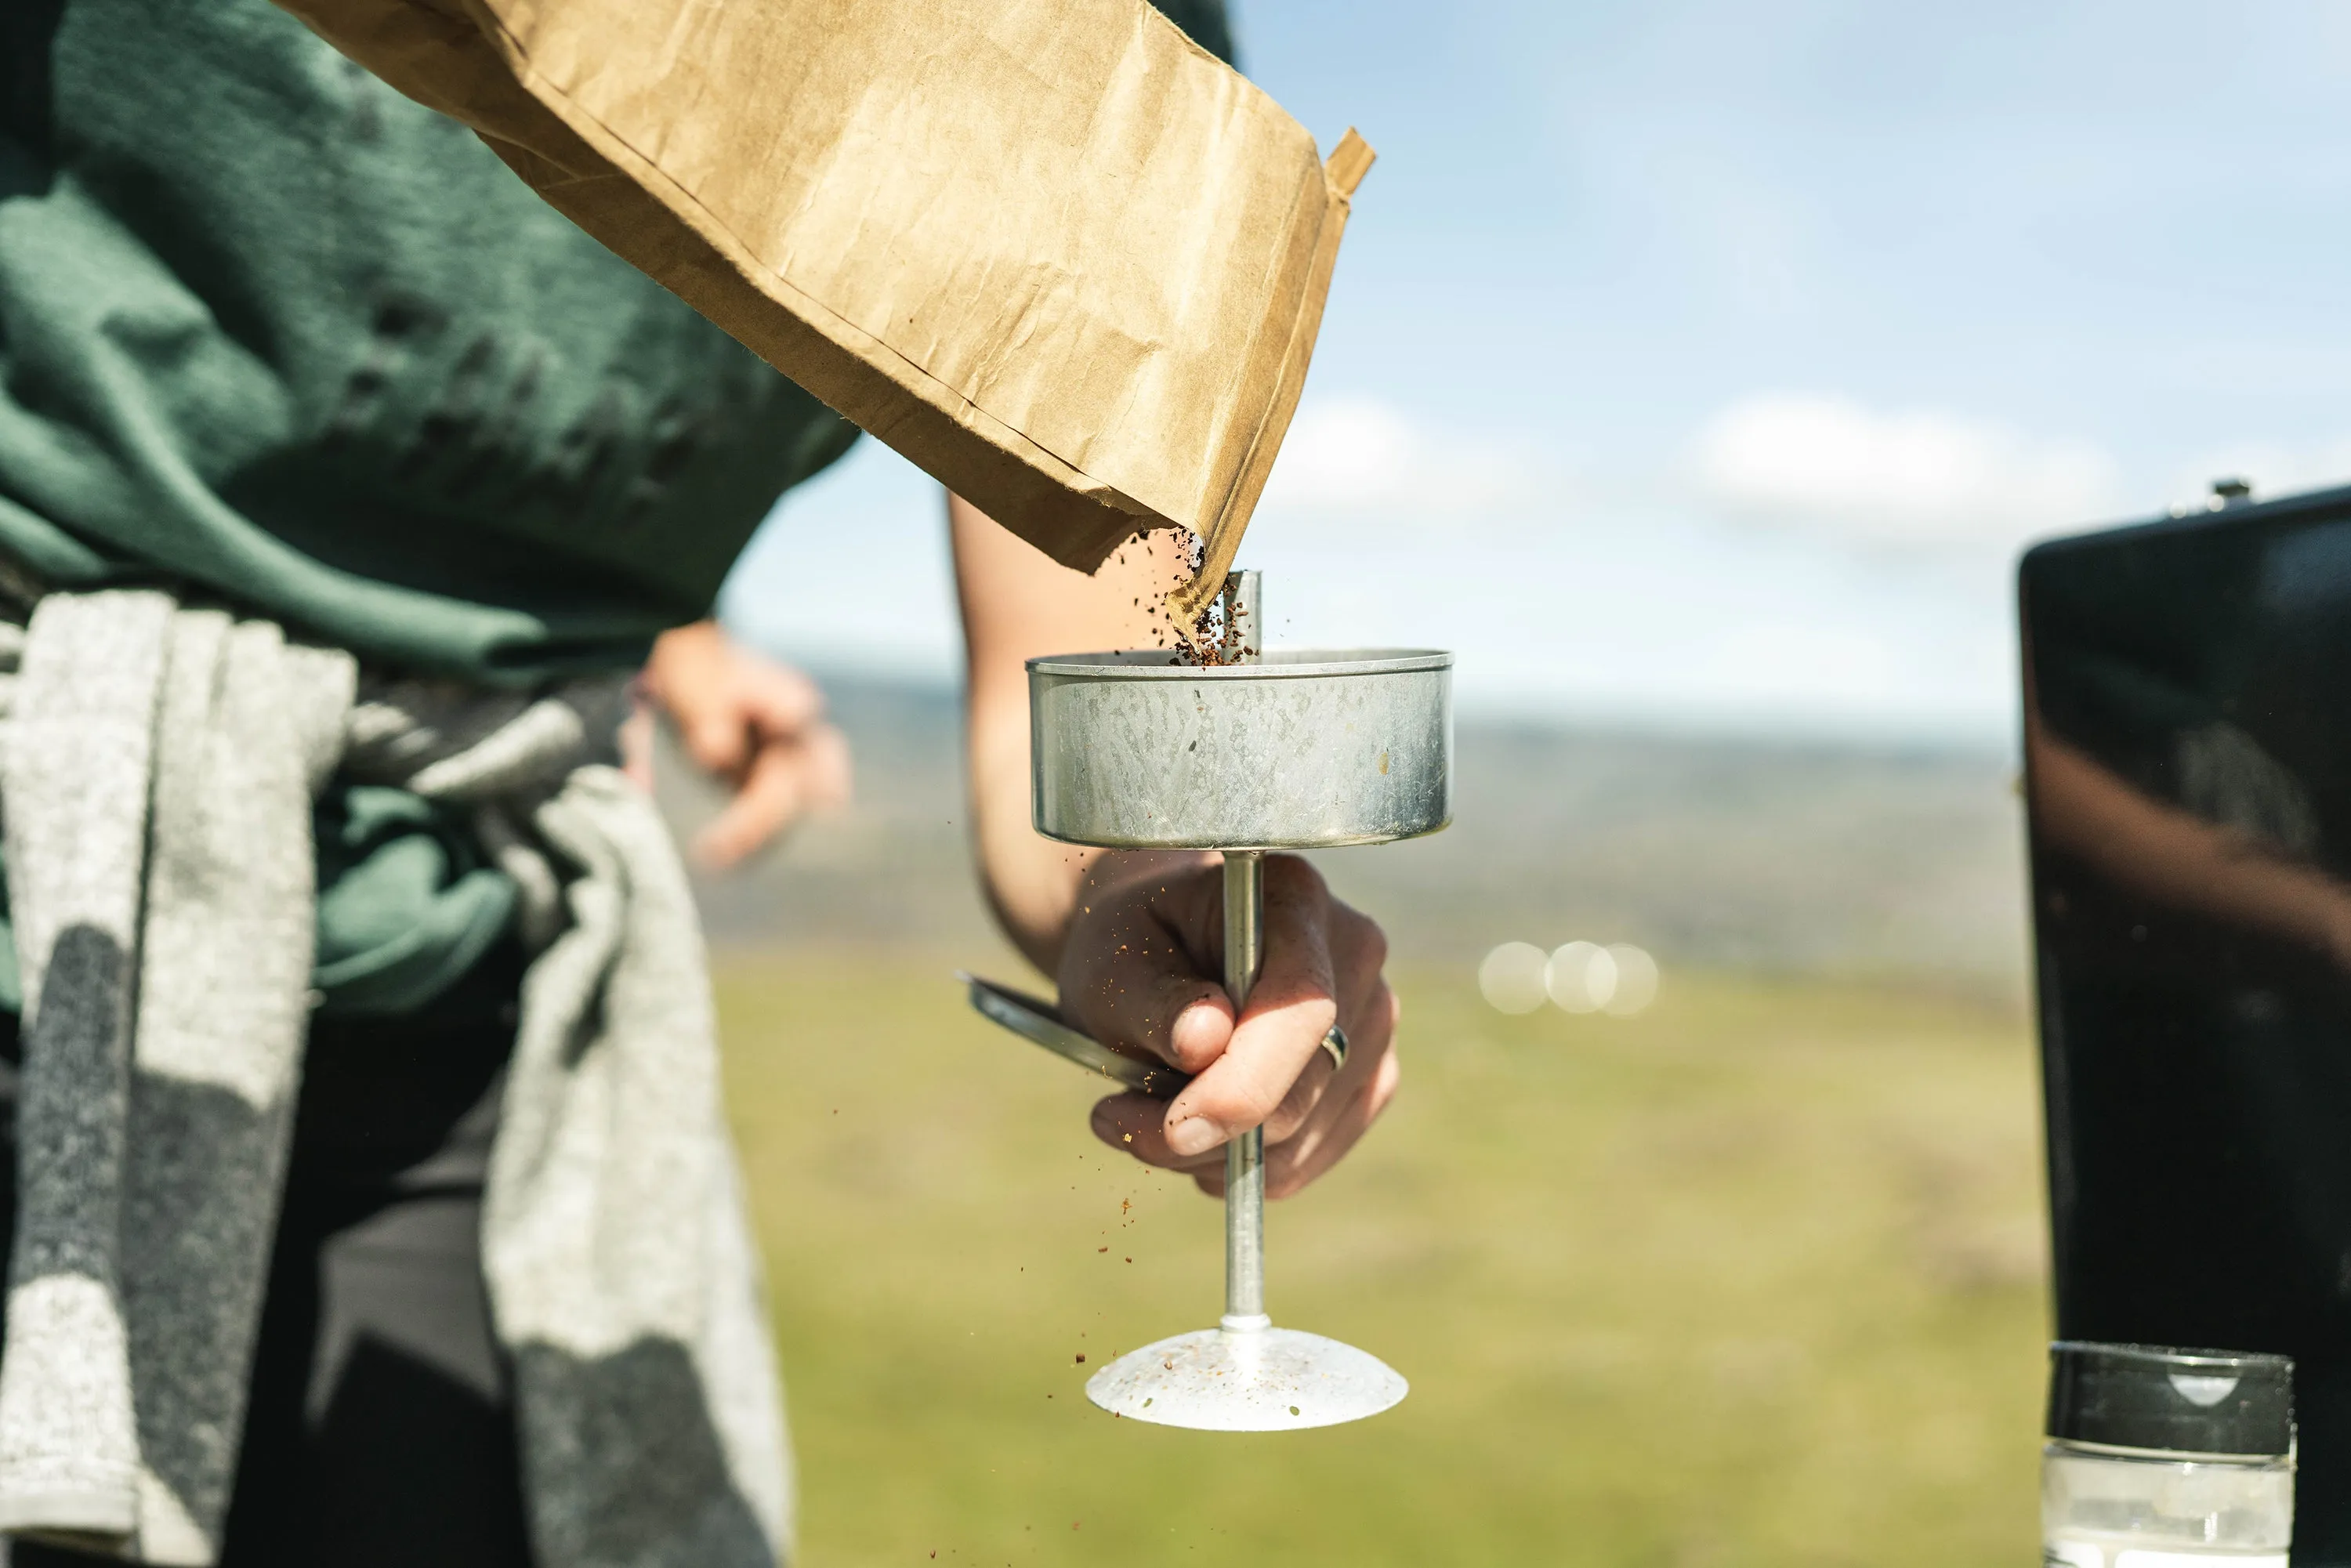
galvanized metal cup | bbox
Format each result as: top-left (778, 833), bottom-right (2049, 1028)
top-left (1024, 636), bottom-right (1447, 1431)
top-left (1027, 648), bottom-right (1454, 853)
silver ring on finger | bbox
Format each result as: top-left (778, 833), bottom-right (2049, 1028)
top-left (1319, 1023), bottom-right (1349, 1073)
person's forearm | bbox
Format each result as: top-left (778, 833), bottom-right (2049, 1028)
top-left (2030, 724), bottom-right (2351, 968)
top-left (949, 493), bottom-right (1193, 973)
top-left (965, 647), bottom-right (1104, 970)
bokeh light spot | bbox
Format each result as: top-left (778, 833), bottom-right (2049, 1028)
top-left (1603, 944), bottom-right (1660, 1016)
top-left (1477, 943), bottom-right (1549, 1014)
top-left (1546, 941), bottom-right (1613, 1014)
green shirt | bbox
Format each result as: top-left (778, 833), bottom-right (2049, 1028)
top-left (0, 0), bottom-right (861, 686)
top-left (0, 0), bottom-right (865, 1015)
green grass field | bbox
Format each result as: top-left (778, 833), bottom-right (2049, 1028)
top-left (717, 954), bottom-right (2048, 1566)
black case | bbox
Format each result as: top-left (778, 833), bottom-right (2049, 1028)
top-left (2023, 483), bottom-right (2351, 1555)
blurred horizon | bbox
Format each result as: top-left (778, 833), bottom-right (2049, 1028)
top-left (660, 678), bottom-right (2029, 1001)
top-left (719, 0), bottom-right (2351, 749)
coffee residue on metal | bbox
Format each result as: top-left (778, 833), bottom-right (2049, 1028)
top-left (1112, 528), bottom-right (1252, 666)
top-left (1171, 536), bottom-right (1255, 668)
top-left (1176, 596), bottom-right (1254, 668)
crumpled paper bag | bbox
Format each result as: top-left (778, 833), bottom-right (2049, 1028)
top-left (274, 0), bottom-right (1373, 617)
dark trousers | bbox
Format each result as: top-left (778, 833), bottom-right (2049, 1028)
top-left (2, 946), bottom-right (534, 1567)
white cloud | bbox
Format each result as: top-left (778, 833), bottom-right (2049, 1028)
top-left (1260, 395), bottom-right (1559, 520)
top-left (1689, 393), bottom-right (2121, 549)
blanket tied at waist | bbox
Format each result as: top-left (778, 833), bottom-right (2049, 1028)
top-left (0, 589), bottom-right (791, 1566)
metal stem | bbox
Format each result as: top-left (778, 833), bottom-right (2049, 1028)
top-left (1222, 848), bottom-right (1266, 1331)
top-left (1213, 569), bottom-right (1270, 1333)
top-left (1217, 570), bottom-right (1262, 662)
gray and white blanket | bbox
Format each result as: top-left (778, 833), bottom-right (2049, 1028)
top-left (0, 588), bottom-right (790, 1566)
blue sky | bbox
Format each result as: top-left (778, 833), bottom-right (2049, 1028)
top-left (722, 0), bottom-right (2351, 744)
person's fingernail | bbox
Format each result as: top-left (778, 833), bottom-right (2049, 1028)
top-left (1166, 1117), bottom-right (1226, 1157)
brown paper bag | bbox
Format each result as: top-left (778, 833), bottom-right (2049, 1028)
top-left (273, 0), bottom-right (1372, 617)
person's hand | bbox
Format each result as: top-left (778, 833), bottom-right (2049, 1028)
top-left (634, 621), bottom-right (851, 870)
top-left (1060, 851), bottom-right (1400, 1198)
